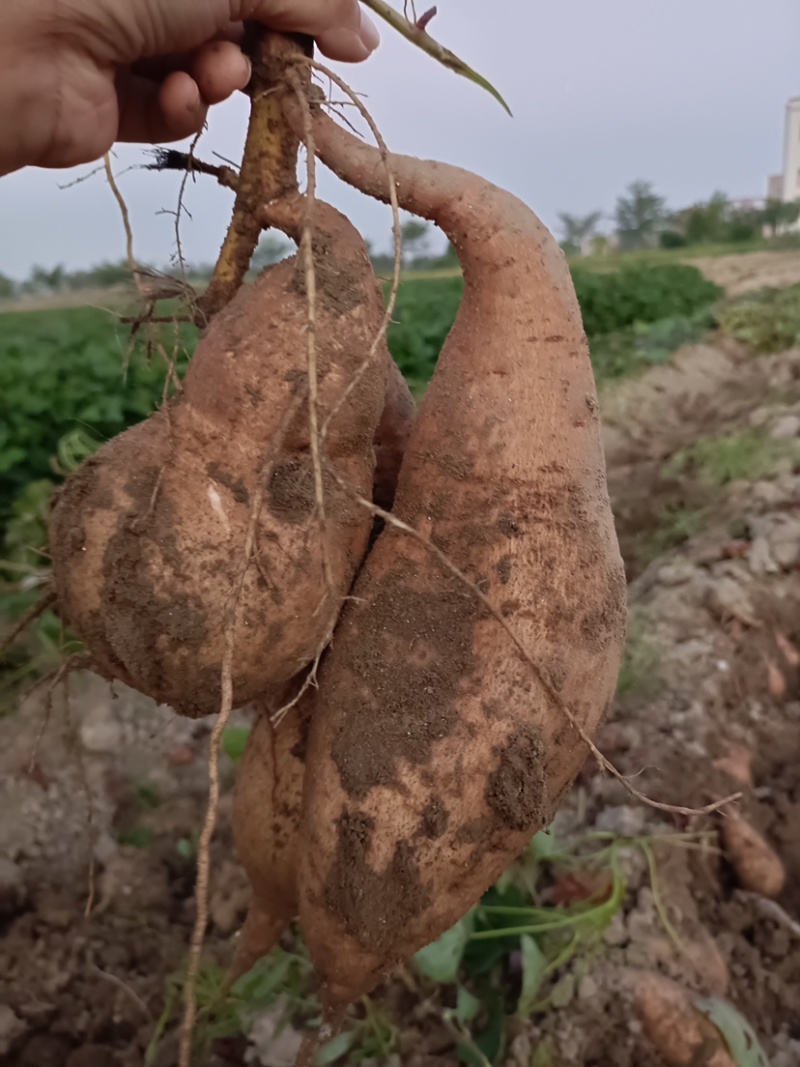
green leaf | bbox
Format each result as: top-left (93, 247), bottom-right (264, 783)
top-left (473, 992), bottom-right (505, 1064)
top-left (117, 825), bottom-right (154, 849)
top-left (414, 910), bottom-right (475, 983)
top-left (222, 726), bottom-right (251, 763)
top-left (315, 1030), bottom-right (357, 1065)
top-left (455, 986), bottom-right (481, 1025)
top-left (530, 828), bottom-right (557, 859)
top-left (693, 998), bottom-right (771, 1067)
top-left (176, 837), bottom-right (194, 859)
top-left (232, 953), bottom-right (292, 1004)
top-left (517, 935), bottom-right (547, 1017)
top-left (361, 0), bottom-right (512, 116)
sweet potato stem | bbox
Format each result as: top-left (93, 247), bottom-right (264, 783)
top-left (198, 28), bottom-right (311, 322)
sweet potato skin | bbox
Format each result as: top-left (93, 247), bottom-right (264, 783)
top-left (231, 690), bottom-right (309, 978)
top-left (49, 200), bottom-right (389, 717)
top-left (372, 359), bottom-right (417, 512)
top-left (289, 109), bottom-right (627, 1007)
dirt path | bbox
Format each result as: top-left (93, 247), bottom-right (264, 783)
top-left (691, 250), bottom-right (800, 297)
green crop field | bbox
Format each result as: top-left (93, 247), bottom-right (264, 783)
top-left (0, 262), bottom-right (727, 534)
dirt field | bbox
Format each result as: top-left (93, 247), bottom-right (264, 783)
top-left (2, 336), bottom-right (800, 1065)
top-left (690, 250), bottom-right (800, 297)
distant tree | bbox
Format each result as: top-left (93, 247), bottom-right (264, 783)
top-left (614, 180), bottom-right (666, 251)
top-left (761, 199), bottom-right (800, 237)
top-left (683, 191), bottom-right (729, 245)
top-left (589, 234), bottom-right (612, 257)
top-left (0, 273), bottom-right (16, 299)
top-left (400, 218), bottom-right (431, 266)
top-left (557, 211), bottom-right (603, 255)
top-left (29, 264), bottom-right (66, 292)
top-left (251, 233), bottom-right (292, 272)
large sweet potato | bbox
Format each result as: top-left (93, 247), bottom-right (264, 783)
top-left (49, 197), bottom-right (389, 718)
top-left (286, 106), bottom-right (628, 1008)
top-left (232, 364), bottom-right (417, 978)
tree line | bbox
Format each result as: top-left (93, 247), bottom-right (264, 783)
top-left (559, 180), bottom-right (800, 256)
top-left (3, 189), bottom-right (800, 300)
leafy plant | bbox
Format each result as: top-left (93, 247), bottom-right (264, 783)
top-left (616, 615), bottom-right (661, 698)
top-left (716, 284), bottom-right (800, 354)
top-left (665, 427), bottom-right (798, 488)
top-left (0, 306), bottom-right (195, 522)
top-left (572, 264), bottom-right (722, 338)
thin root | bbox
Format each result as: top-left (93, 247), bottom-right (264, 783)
top-left (288, 71), bottom-right (334, 597)
top-left (293, 59), bottom-right (403, 445)
top-left (0, 589), bottom-right (56, 659)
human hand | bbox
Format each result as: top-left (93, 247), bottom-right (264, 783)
top-left (0, 0), bottom-right (379, 177)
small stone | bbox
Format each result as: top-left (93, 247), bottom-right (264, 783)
top-left (707, 577), bottom-right (760, 626)
top-left (577, 975), bottom-right (598, 1001)
top-left (246, 999), bottom-right (303, 1066)
top-left (66, 1046), bottom-right (117, 1067)
top-left (19, 1033), bottom-right (72, 1067)
top-left (92, 832), bottom-right (118, 867)
top-left (748, 536), bottom-right (778, 575)
top-left (656, 562), bottom-right (697, 587)
top-left (0, 857), bottom-right (27, 916)
top-left (80, 698), bottom-right (121, 754)
top-left (604, 912), bottom-right (628, 946)
top-left (749, 407), bottom-right (773, 428)
top-left (0, 1005), bottom-right (27, 1055)
top-left (770, 414), bottom-right (800, 439)
top-left (508, 1033), bottom-right (532, 1065)
top-left (549, 973), bottom-right (575, 1010)
top-left (767, 518), bottom-right (800, 568)
top-left (595, 806), bottom-right (647, 838)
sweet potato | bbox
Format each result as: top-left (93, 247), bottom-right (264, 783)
top-left (372, 359), bottom-right (417, 512)
top-left (231, 691), bottom-right (309, 979)
top-left (720, 809), bottom-right (786, 897)
top-left (622, 970), bottom-right (737, 1067)
top-left (287, 108), bottom-right (628, 1007)
top-left (49, 197), bottom-right (389, 717)
top-left (231, 365), bottom-right (417, 979)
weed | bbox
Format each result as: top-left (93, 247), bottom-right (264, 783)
top-left (664, 427), bottom-right (799, 488)
top-left (635, 504), bottom-right (706, 570)
top-left (616, 613), bottom-right (661, 698)
top-left (716, 283), bottom-right (800, 354)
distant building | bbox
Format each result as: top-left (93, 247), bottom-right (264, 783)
top-left (767, 97), bottom-right (800, 229)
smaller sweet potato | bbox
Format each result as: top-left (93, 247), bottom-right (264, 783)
top-left (720, 809), bottom-right (786, 898)
top-left (231, 688), bottom-right (309, 979)
top-left (623, 970), bottom-right (736, 1067)
top-left (49, 196), bottom-right (389, 717)
top-left (372, 359), bottom-right (417, 512)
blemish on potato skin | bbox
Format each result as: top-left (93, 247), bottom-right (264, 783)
top-left (485, 726), bottom-right (547, 833)
top-left (329, 568), bottom-right (478, 800)
top-left (325, 810), bottom-right (431, 952)
top-left (417, 797), bottom-right (450, 840)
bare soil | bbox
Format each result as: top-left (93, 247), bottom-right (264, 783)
top-left (3, 338), bottom-right (800, 1066)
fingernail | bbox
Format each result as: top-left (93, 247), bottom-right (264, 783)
top-left (359, 11), bottom-right (381, 52)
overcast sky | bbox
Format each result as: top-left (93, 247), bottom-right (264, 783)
top-left (1, 0), bottom-right (798, 280)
